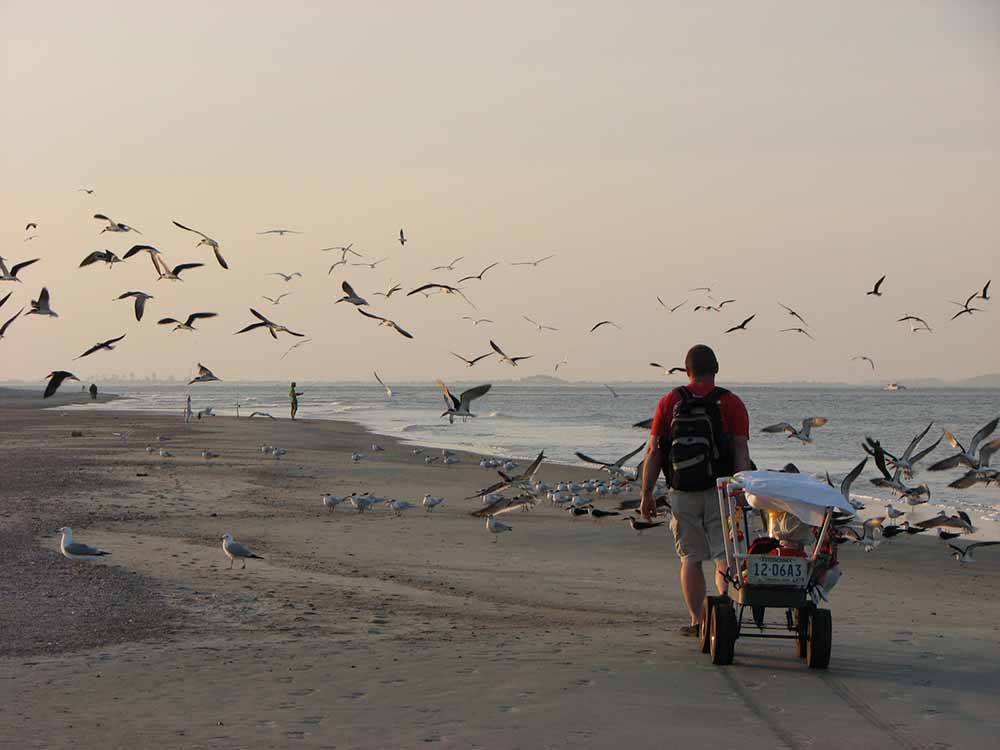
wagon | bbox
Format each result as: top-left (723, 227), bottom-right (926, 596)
top-left (699, 471), bottom-right (855, 669)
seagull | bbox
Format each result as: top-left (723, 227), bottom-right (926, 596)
top-left (57, 527), bottom-right (110, 561)
top-left (950, 293), bottom-right (983, 321)
top-left (509, 254), bottom-right (555, 267)
top-left (928, 418), bottom-right (1000, 471)
top-left (604, 384), bottom-right (620, 398)
top-left (406, 283), bottom-right (475, 308)
top-left (116, 291), bottom-right (153, 322)
top-left (189, 363), bottom-right (220, 385)
top-left (724, 315), bottom-right (755, 334)
top-left (373, 371), bottom-right (393, 399)
top-left (0, 307), bottom-right (24, 340)
top-left (866, 275), bottom-right (886, 297)
top-left (948, 541), bottom-right (1000, 565)
top-left (431, 256), bottom-right (464, 271)
top-left (373, 282), bottom-right (403, 298)
top-left (280, 339), bottom-right (312, 359)
top-left (938, 528), bottom-right (962, 541)
top-left (269, 272), bottom-right (302, 282)
top-left (0, 291), bottom-right (10, 311)
top-left (948, 469), bottom-right (1000, 489)
top-left (437, 381), bottom-right (491, 423)
top-left (862, 422), bottom-right (942, 478)
top-left (94, 213), bottom-right (141, 234)
top-left (172, 220), bottom-right (228, 269)
top-left (357, 308), bottom-right (413, 338)
top-left (589, 320), bottom-right (621, 333)
top-left (466, 451), bottom-right (546, 499)
top-left (319, 243), bottom-right (360, 256)
top-left (322, 494), bottom-right (346, 512)
top-left (869, 439), bottom-right (930, 499)
top-left (760, 417), bottom-right (828, 443)
top-left (839, 518), bottom-right (884, 551)
top-left (121, 244), bottom-right (166, 276)
top-left (625, 516), bottom-right (664, 535)
top-left (838, 457), bottom-right (868, 507)
top-left (781, 328), bottom-right (813, 339)
top-left (897, 315), bottom-right (933, 333)
top-left (76, 334), bottom-right (126, 359)
top-left (262, 293), bottom-right (292, 305)
top-left (79, 250), bottom-right (122, 268)
top-left (694, 300), bottom-right (736, 312)
top-left (852, 355), bottom-right (876, 372)
top-left (461, 317), bottom-right (493, 325)
top-left (350, 257), bottom-right (388, 270)
top-left (656, 297), bottom-right (686, 312)
top-left (457, 262), bottom-right (499, 283)
top-left (258, 229), bottom-right (301, 236)
top-left (0, 256), bottom-right (40, 282)
top-left (884, 504), bottom-right (905, 520)
top-left (554, 354), bottom-right (569, 373)
top-left (43, 371), bottom-right (79, 398)
top-left (778, 302), bottom-right (809, 326)
top-left (158, 312), bottom-right (217, 332)
top-left (486, 515), bottom-right (512, 542)
top-left (336, 281), bottom-right (368, 306)
top-left (650, 363), bottom-right (686, 375)
top-left (27, 287), bottom-right (57, 317)
top-left (155, 258), bottom-right (204, 281)
top-left (235, 309), bottom-right (305, 339)
top-left (574, 443), bottom-right (646, 478)
top-left (523, 315), bottom-right (558, 332)
top-left (422, 494), bottom-right (445, 511)
top-left (399, 228), bottom-right (407, 245)
top-left (221, 533), bottom-right (263, 570)
top-left (451, 351), bottom-right (494, 367)
top-left (490, 340), bottom-right (532, 366)
top-left (77, 188), bottom-right (95, 195)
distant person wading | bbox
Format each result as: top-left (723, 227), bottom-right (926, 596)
top-left (289, 382), bottom-right (303, 420)
top-left (640, 344), bottom-right (752, 637)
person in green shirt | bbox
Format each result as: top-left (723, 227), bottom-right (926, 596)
top-left (289, 382), bottom-right (303, 420)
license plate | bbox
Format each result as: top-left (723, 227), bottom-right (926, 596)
top-left (745, 555), bottom-right (809, 587)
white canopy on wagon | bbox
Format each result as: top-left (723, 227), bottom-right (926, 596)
top-left (732, 470), bottom-right (857, 527)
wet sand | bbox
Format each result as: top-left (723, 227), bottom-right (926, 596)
top-left (1, 401), bottom-right (998, 749)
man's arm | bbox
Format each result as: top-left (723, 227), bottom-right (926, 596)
top-left (731, 435), bottom-right (751, 473)
top-left (639, 440), bottom-right (662, 518)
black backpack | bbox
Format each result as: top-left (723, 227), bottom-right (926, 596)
top-left (661, 386), bottom-right (733, 491)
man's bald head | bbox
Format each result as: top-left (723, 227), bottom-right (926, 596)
top-left (685, 344), bottom-right (719, 378)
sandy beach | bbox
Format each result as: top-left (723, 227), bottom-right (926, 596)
top-left (2, 396), bottom-right (999, 749)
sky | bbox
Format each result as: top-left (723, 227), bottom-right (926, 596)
top-left (2, 1), bottom-right (998, 385)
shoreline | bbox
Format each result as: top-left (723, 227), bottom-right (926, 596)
top-left (2, 402), bottom-right (999, 748)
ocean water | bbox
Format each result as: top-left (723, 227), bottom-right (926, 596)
top-left (53, 381), bottom-right (1000, 529)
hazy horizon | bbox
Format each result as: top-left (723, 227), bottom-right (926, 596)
top-left (4, 1), bottom-right (998, 385)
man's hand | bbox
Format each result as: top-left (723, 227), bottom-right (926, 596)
top-left (639, 491), bottom-right (657, 520)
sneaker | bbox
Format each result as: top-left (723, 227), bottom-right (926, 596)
top-left (679, 623), bottom-right (700, 637)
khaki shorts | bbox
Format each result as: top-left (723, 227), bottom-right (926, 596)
top-left (669, 488), bottom-right (725, 562)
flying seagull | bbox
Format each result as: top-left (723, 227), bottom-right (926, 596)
top-left (490, 339), bottom-right (532, 366)
top-left (158, 312), bottom-right (217, 332)
top-left (172, 220), bottom-right (228, 269)
top-left (589, 320), bottom-right (621, 333)
top-left (280, 339), bottom-right (312, 360)
top-left (781, 327), bottom-right (813, 339)
top-left (761, 417), bottom-right (828, 443)
top-left (862, 422), bottom-right (942, 479)
top-left (152, 256), bottom-right (204, 281)
top-left (373, 282), bottom-right (403, 299)
top-left (868, 439), bottom-right (930, 500)
top-left (406, 283), bottom-right (476, 308)
top-left (724, 315), bottom-right (755, 334)
top-left (221, 533), bottom-right (263, 570)
top-left (778, 302), bottom-right (809, 326)
top-left (76, 334), bottom-right (127, 359)
top-left (0, 307), bottom-right (23, 340)
top-left (523, 315), bottom-right (558, 332)
top-left (350, 257), bottom-right (388, 270)
top-left (431, 256), bottom-right (464, 271)
top-left (269, 272), bottom-right (302, 282)
top-left (262, 293), bottom-right (292, 305)
top-left (457, 262), bottom-right (499, 283)
top-left (949, 541), bottom-right (1000, 565)
top-left (399, 228), bottom-right (407, 245)
top-left (115, 291), bottom-right (153, 321)
top-left (927, 418), bottom-right (1000, 472)
top-left (189, 363), bottom-right (220, 384)
top-left (373, 371), bottom-right (393, 399)
top-left (897, 315), bottom-right (932, 333)
top-left (657, 297), bottom-right (687, 312)
top-left (852, 355), bottom-right (876, 371)
top-left (438, 381), bottom-right (491, 423)
top-left (357, 308), bottom-right (413, 339)
top-left (336, 281), bottom-right (368, 306)
top-left (604, 384), bottom-right (620, 398)
top-left (866, 275), bottom-right (886, 297)
top-left (57, 527), bottom-right (110, 561)
top-left (235, 309), bottom-right (305, 339)
top-left (461, 316), bottom-right (493, 325)
top-left (510, 254), bottom-right (555, 267)
top-left (77, 188), bottom-right (95, 195)
top-left (574, 443), bottom-right (646, 477)
top-left (79, 250), bottom-right (122, 268)
top-left (650, 363), bottom-right (686, 375)
top-left (94, 213), bottom-right (141, 234)
top-left (0, 256), bottom-right (40, 282)
top-left (257, 229), bottom-right (301, 236)
top-left (694, 299), bottom-right (736, 312)
top-left (43, 371), bottom-right (79, 398)
top-left (466, 451), bottom-right (546, 500)
top-left (950, 293), bottom-right (983, 321)
top-left (319, 243), bottom-right (359, 256)
top-left (451, 351), bottom-right (494, 367)
top-left (27, 287), bottom-right (57, 317)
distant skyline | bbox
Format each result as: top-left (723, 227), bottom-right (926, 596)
top-left (3, 1), bottom-right (998, 385)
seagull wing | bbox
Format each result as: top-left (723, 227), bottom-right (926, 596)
top-left (489, 340), bottom-right (507, 358)
top-left (212, 247), bottom-right (229, 270)
top-left (172, 262), bottom-right (204, 276)
top-left (0, 308), bottom-right (24, 336)
top-left (249, 308), bottom-right (272, 324)
top-left (761, 422), bottom-right (795, 434)
top-left (458, 384), bottom-right (491, 411)
top-left (186, 312), bottom-right (218, 326)
top-left (357, 308), bottom-right (388, 323)
top-left (978, 437), bottom-right (1000, 468)
top-left (407, 283), bottom-right (443, 296)
top-left (900, 422), bottom-right (935, 462)
top-left (615, 443), bottom-right (647, 467)
top-left (574, 451), bottom-right (612, 468)
top-left (969, 417), bottom-right (999, 454)
top-left (342, 280), bottom-right (359, 297)
top-left (869, 439), bottom-right (895, 481)
top-left (436, 380), bottom-right (460, 411)
top-left (234, 322), bottom-right (268, 335)
top-left (927, 454), bottom-right (963, 472)
top-left (10, 258), bottom-right (40, 277)
top-left (839, 457), bottom-right (868, 501)
top-left (515, 451), bottom-right (545, 481)
top-left (43, 371), bottom-right (76, 398)
top-left (389, 320), bottom-right (413, 339)
top-left (171, 220), bottom-right (209, 240)
top-left (872, 274), bottom-right (886, 293)
top-left (910, 431), bottom-right (944, 464)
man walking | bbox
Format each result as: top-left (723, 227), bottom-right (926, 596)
top-left (289, 382), bottom-right (303, 420)
top-left (640, 344), bottom-right (751, 636)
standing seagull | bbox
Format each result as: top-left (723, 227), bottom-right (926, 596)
top-left (116, 291), bottom-right (153, 321)
top-left (336, 281), bottom-right (368, 306)
top-left (724, 315), bottom-right (755, 334)
top-left (490, 340), bottom-right (532, 366)
top-left (437, 381), bottom-right (491, 423)
top-left (486, 515), bottom-right (512, 542)
top-left (27, 287), bottom-right (57, 317)
top-left (373, 371), bottom-right (393, 399)
top-left (866, 275), bottom-right (886, 297)
top-left (43, 371), bottom-right (79, 398)
top-left (0, 256), bottom-right (40, 282)
top-left (221, 533), bottom-right (263, 570)
top-left (398, 229), bottom-right (407, 245)
top-left (158, 312), bottom-right (217, 332)
top-left (94, 213), bottom-right (141, 234)
top-left (57, 527), bottom-right (110, 561)
top-left (76, 334), bottom-right (126, 359)
top-left (172, 220), bottom-right (228, 269)
top-left (189, 363), bottom-right (220, 385)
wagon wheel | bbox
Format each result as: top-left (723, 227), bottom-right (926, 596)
top-left (795, 606), bottom-right (811, 659)
top-left (807, 608), bottom-right (832, 669)
top-left (710, 600), bottom-right (737, 665)
top-left (701, 596), bottom-right (721, 654)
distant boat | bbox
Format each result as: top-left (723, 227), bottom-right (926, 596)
top-left (884, 382), bottom-right (907, 391)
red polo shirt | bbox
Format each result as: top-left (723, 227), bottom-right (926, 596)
top-left (649, 383), bottom-right (750, 439)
